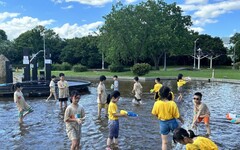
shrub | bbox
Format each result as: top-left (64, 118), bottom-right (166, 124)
top-left (108, 64), bottom-right (124, 72)
top-left (73, 64), bottom-right (88, 72)
top-left (52, 62), bottom-right (72, 71)
top-left (131, 63), bottom-right (151, 76)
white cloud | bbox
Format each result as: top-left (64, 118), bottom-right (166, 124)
top-left (0, 1), bottom-right (6, 6)
top-left (61, 5), bottom-right (73, 9)
top-left (125, 0), bottom-right (138, 4)
top-left (0, 16), bottom-right (54, 40)
top-left (51, 0), bottom-right (64, 4)
top-left (53, 21), bottom-right (104, 39)
top-left (0, 12), bottom-right (20, 22)
top-left (193, 18), bottom-right (218, 26)
top-left (193, 1), bottom-right (240, 19)
top-left (190, 26), bottom-right (204, 33)
top-left (65, 0), bottom-right (112, 6)
top-left (178, 4), bottom-right (199, 11)
top-left (185, 0), bottom-right (208, 4)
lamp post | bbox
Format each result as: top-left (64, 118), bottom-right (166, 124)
top-left (197, 48), bottom-right (201, 70)
top-left (233, 41), bottom-right (239, 66)
top-left (193, 38), bottom-right (199, 69)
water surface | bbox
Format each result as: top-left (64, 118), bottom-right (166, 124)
top-left (0, 80), bottom-right (240, 150)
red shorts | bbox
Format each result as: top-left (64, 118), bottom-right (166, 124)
top-left (197, 116), bottom-right (209, 124)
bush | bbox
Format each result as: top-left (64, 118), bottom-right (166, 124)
top-left (131, 63), bottom-right (151, 76)
top-left (108, 64), bottom-right (124, 72)
top-left (73, 64), bottom-right (88, 72)
top-left (52, 62), bottom-right (72, 71)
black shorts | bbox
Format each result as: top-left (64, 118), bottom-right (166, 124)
top-left (135, 97), bottom-right (141, 101)
top-left (59, 97), bottom-right (68, 102)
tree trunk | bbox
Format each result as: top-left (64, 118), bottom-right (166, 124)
top-left (163, 52), bottom-right (167, 71)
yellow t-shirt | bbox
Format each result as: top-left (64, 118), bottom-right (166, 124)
top-left (108, 101), bottom-right (118, 120)
top-left (186, 137), bottom-right (218, 150)
top-left (153, 83), bottom-right (162, 93)
top-left (177, 79), bottom-right (186, 87)
top-left (151, 100), bottom-right (180, 120)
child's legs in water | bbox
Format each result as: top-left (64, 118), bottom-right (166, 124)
top-left (71, 139), bottom-right (80, 150)
top-left (107, 120), bottom-right (119, 147)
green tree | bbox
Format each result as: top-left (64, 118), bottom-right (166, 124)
top-left (61, 35), bottom-right (101, 68)
top-left (230, 33), bottom-right (240, 62)
top-left (99, 0), bottom-right (193, 70)
top-left (13, 25), bottom-right (63, 65)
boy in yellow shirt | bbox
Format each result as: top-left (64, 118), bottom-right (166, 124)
top-left (177, 73), bottom-right (189, 101)
top-left (152, 86), bottom-right (184, 150)
top-left (106, 91), bottom-right (127, 150)
top-left (173, 127), bottom-right (218, 150)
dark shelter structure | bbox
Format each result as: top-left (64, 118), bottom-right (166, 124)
top-left (0, 48), bottom-right (90, 97)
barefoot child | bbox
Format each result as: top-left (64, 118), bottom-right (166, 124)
top-left (173, 128), bottom-right (218, 149)
top-left (192, 92), bottom-right (211, 137)
top-left (57, 73), bottom-right (69, 109)
top-left (132, 76), bottom-right (143, 104)
top-left (97, 75), bottom-right (108, 119)
top-left (152, 86), bottom-right (184, 150)
top-left (64, 90), bottom-right (85, 150)
top-left (46, 75), bottom-right (57, 101)
top-left (150, 78), bottom-right (162, 101)
top-left (14, 82), bottom-right (33, 123)
top-left (106, 90), bottom-right (127, 150)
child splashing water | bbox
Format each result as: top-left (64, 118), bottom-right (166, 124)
top-left (14, 82), bottom-right (33, 123)
top-left (173, 128), bottom-right (218, 150)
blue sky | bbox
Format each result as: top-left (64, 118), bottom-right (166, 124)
top-left (0, 0), bottom-right (240, 41)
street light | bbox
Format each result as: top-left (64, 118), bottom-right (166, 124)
top-left (193, 38), bottom-right (199, 69)
top-left (233, 41), bottom-right (239, 66)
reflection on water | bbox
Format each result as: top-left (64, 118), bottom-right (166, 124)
top-left (0, 80), bottom-right (240, 149)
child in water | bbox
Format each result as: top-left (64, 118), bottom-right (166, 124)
top-left (150, 78), bottom-right (162, 101)
top-left (111, 75), bottom-right (119, 91)
top-left (132, 76), bottom-right (143, 104)
top-left (97, 75), bottom-right (108, 119)
top-left (14, 82), bottom-right (34, 123)
top-left (173, 127), bottom-right (218, 150)
top-left (192, 92), bottom-right (211, 137)
top-left (57, 73), bottom-right (69, 109)
top-left (106, 90), bottom-right (127, 150)
top-left (46, 75), bottom-right (57, 101)
top-left (177, 73), bottom-right (189, 101)
top-left (64, 90), bottom-right (85, 150)
top-left (152, 86), bottom-right (184, 150)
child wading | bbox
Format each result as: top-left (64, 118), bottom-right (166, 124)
top-left (111, 75), bottom-right (119, 91)
top-left (64, 90), bottom-right (85, 150)
top-left (152, 86), bottom-right (184, 150)
top-left (192, 92), bottom-right (211, 137)
top-left (132, 76), bottom-right (143, 104)
top-left (57, 73), bottom-right (69, 109)
top-left (177, 73), bottom-right (189, 101)
top-left (46, 75), bottom-right (57, 101)
top-left (150, 78), bottom-right (162, 101)
top-left (106, 90), bottom-right (127, 150)
top-left (14, 82), bottom-right (33, 123)
top-left (97, 75), bottom-right (108, 119)
top-left (173, 127), bottom-right (218, 150)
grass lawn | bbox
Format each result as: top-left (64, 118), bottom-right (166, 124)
top-left (52, 66), bottom-right (240, 80)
